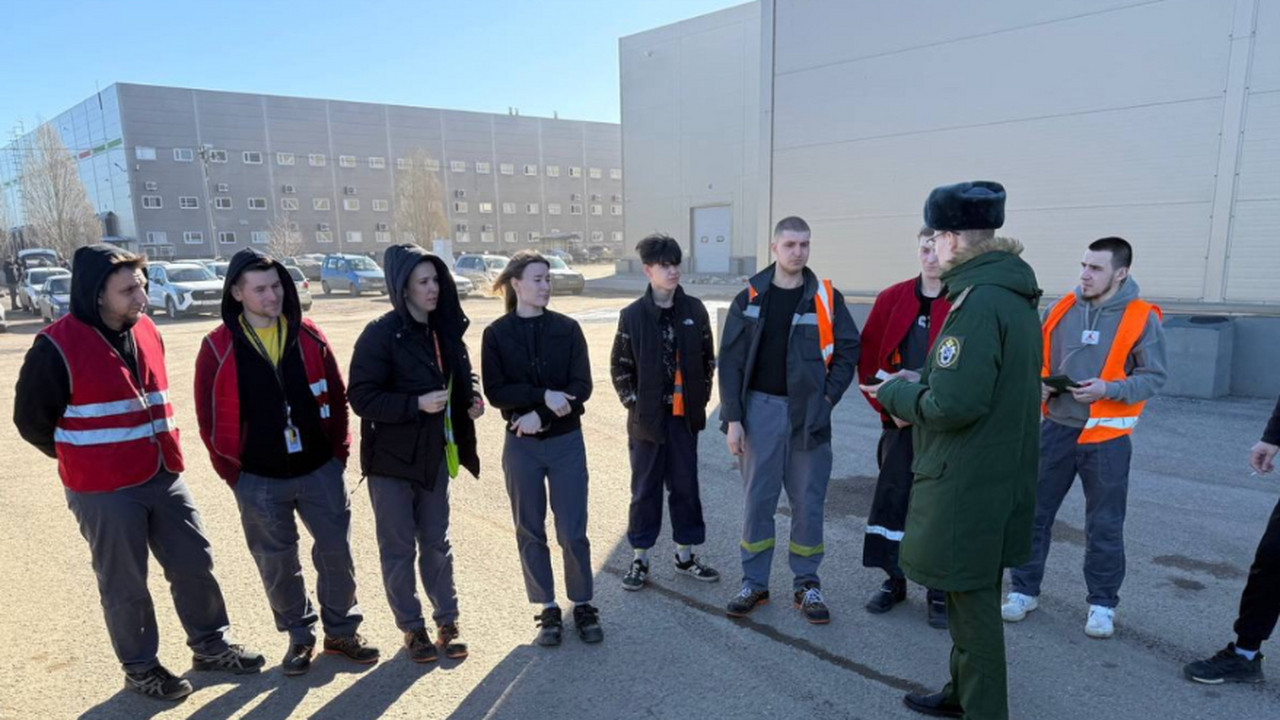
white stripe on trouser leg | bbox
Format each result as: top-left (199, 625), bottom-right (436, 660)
top-left (865, 525), bottom-right (905, 541)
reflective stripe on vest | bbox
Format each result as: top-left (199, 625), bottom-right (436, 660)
top-left (748, 279), bottom-right (836, 368)
top-left (55, 417), bottom-right (177, 446)
top-left (63, 390), bottom-right (169, 419)
top-left (310, 378), bottom-right (331, 419)
top-left (1041, 293), bottom-right (1162, 444)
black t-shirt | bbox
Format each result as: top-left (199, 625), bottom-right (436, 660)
top-left (898, 278), bottom-right (934, 372)
top-left (750, 284), bottom-right (805, 396)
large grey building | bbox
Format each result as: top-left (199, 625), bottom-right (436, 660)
top-left (0, 83), bottom-right (625, 260)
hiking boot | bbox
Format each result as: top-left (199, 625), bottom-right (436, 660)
top-left (535, 606), bottom-right (563, 647)
top-left (1085, 605), bottom-right (1115, 639)
top-left (281, 643), bottom-right (315, 677)
top-left (1001, 592), bottom-right (1038, 622)
top-left (192, 644), bottom-right (266, 675)
top-left (903, 690), bottom-right (963, 718)
top-left (1184, 644), bottom-right (1265, 684)
top-left (573, 603), bottom-right (604, 644)
top-left (726, 587), bottom-right (770, 618)
top-left (926, 589), bottom-right (949, 630)
top-left (622, 559), bottom-right (649, 591)
top-left (436, 622), bottom-right (469, 659)
top-left (124, 665), bottom-right (193, 701)
top-left (404, 628), bottom-right (438, 664)
top-left (794, 584), bottom-right (831, 625)
top-left (674, 554), bottom-right (720, 582)
top-left (323, 633), bottom-right (380, 664)
top-left (866, 578), bottom-right (907, 614)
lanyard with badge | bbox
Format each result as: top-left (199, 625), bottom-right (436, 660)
top-left (431, 330), bottom-right (461, 478)
top-left (243, 316), bottom-right (304, 454)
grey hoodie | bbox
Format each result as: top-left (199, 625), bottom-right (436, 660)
top-left (1044, 277), bottom-right (1167, 428)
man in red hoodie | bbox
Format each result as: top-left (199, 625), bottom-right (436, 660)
top-left (195, 248), bottom-right (376, 677)
top-left (858, 227), bottom-right (952, 628)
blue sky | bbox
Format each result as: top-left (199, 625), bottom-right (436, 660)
top-left (0, 0), bottom-right (744, 132)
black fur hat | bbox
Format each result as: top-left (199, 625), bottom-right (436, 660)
top-left (924, 181), bottom-right (1006, 231)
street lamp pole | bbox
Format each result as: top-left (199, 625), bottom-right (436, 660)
top-left (197, 146), bottom-right (217, 259)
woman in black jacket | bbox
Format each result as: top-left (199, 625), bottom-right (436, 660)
top-left (481, 250), bottom-right (601, 647)
top-left (348, 243), bottom-right (483, 664)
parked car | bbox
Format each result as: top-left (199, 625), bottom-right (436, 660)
top-left (320, 253), bottom-right (386, 296)
top-left (146, 263), bottom-right (223, 318)
top-left (38, 275), bottom-right (72, 323)
top-left (17, 248), bottom-right (60, 271)
top-left (453, 254), bottom-right (509, 297)
top-left (20, 267), bottom-right (71, 313)
top-left (284, 256), bottom-right (323, 281)
top-left (207, 261), bottom-right (231, 279)
top-left (546, 256), bottom-right (586, 295)
top-left (452, 271), bottom-right (474, 299)
top-left (0, 301), bottom-right (8, 332)
top-left (286, 266), bottom-right (313, 312)
top-left (545, 249), bottom-right (574, 264)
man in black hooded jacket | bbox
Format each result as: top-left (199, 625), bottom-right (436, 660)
top-left (348, 243), bottom-right (485, 663)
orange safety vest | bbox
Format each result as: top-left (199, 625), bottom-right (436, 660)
top-left (748, 279), bottom-right (837, 369)
top-left (673, 351), bottom-right (686, 417)
top-left (1041, 293), bottom-right (1162, 444)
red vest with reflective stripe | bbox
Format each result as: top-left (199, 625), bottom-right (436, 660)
top-left (41, 314), bottom-right (183, 492)
top-left (1041, 293), bottom-right (1162, 444)
top-left (748, 279), bottom-right (837, 369)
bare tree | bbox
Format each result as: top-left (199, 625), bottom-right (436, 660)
top-left (0, 193), bottom-right (12, 257)
top-left (394, 149), bottom-right (448, 247)
top-left (20, 124), bottom-right (100, 258)
top-left (265, 209), bottom-right (303, 261)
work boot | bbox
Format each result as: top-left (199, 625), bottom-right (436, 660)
top-left (866, 577), bottom-right (907, 614)
top-left (281, 643), bottom-right (314, 677)
top-left (404, 628), bottom-right (438, 663)
top-left (436, 622), bottom-right (469, 659)
top-left (726, 587), bottom-right (770, 618)
top-left (124, 665), bottom-right (192, 701)
top-left (323, 633), bottom-right (380, 664)
top-left (794, 584), bottom-right (831, 625)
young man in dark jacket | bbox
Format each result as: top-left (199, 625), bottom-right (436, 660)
top-left (348, 243), bottom-right (485, 663)
top-left (15, 244), bottom-right (263, 701)
top-left (194, 248), bottom-right (376, 676)
top-left (610, 234), bottom-right (719, 591)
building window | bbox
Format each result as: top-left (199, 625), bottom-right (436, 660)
top-left (546, 165), bottom-right (560, 177)
top-left (178, 196), bottom-right (199, 210)
top-left (612, 231), bottom-right (624, 243)
top-left (569, 204), bottom-right (583, 215)
top-left (526, 203), bottom-right (540, 215)
top-left (375, 231), bottom-right (391, 243)
top-left (248, 197), bottom-right (268, 210)
top-left (523, 164), bottom-right (538, 176)
top-left (215, 197), bottom-right (233, 210)
top-left (339, 155), bottom-right (356, 168)
top-left (589, 167), bottom-right (602, 179)
top-left (478, 202), bottom-right (493, 214)
top-left (343, 199), bottom-right (360, 211)
top-left (590, 204), bottom-right (603, 216)
top-left (528, 231), bottom-right (541, 242)
top-left (397, 158), bottom-right (411, 170)
top-left (481, 231), bottom-right (495, 243)
top-left (591, 231), bottom-right (604, 243)
top-left (208, 149), bottom-right (228, 163)
top-left (503, 231), bottom-right (517, 243)
top-left (135, 146), bottom-right (157, 161)
top-left (218, 231), bottom-right (237, 244)
top-left (281, 198), bottom-right (300, 211)
top-left (368, 156), bottom-right (386, 169)
top-left (277, 152), bottom-right (295, 166)
top-left (372, 199), bottom-right (389, 212)
top-left (347, 231), bottom-right (363, 244)
top-left (183, 231), bottom-right (204, 244)
top-left (243, 151), bottom-right (263, 164)
top-left (425, 158), bottom-right (440, 172)
top-left (251, 231), bottom-right (269, 245)
top-left (454, 201), bottom-right (469, 213)
top-left (548, 203), bottom-right (561, 215)
top-left (499, 163), bottom-right (514, 176)
top-left (476, 161), bottom-right (491, 174)
top-left (450, 160), bottom-right (466, 173)
top-left (502, 202), bottom-right (516, 215)
top-left (309, 154), bottom-right (327, 167)
top-left (173, 148), bottom-right (194, 162)
top-left (142, 195), bottom-right (162, 209)
top-left (610, 168), bottom-right (622, 180)
top-left (145, 231), bottom-right (168, 245)
top-left (316, 231), bottom-right (333, 243)
top-left (611, 204), bottom-right (622, 216)
top-left (568, 166), bottom-right (582, 178)
top-left (313, 198), bottom-right (331, 211)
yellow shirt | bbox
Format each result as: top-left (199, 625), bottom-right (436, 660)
top-left (241, 315), bottom-right (288, 366)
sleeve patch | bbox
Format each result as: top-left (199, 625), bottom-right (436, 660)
top-left (934, 336), bottom-right (963, 369)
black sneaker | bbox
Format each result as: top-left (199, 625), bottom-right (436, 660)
top-left (323, 633), bottom-right (380, 664)
top-left (535, 606), bottom-right (563, 647)
top-left (926, 589), bottom-right (949, 630)
top-left (726, 588), bottom-right (770, 618)
top-left (622, 559), bottom-right (649, 591)
top-left (124, 665), bottom-right (193, 701)
top-left (674, 554), bottom-right (720, 582)
top-left (794, 584), bottom-right (831, 625)
top-left (1184, 644), bottom-right (1265, 684)
top-left (281, 643), bottom-right (315, 677)
top-left (866, 578), bottom-right (907, 614)
top-left (192, 644), bottom-right (266, 675)
top-left (903, 690), bottom-right (963, 718)
top-left (436, 622), bottom-right (469, 660)
top-left (404, 628), bottom-right (438, 664)
top-left (573, 603), bottom-right (604, 644)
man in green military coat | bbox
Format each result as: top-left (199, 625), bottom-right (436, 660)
top-left (862, 181), bottom-right (1042, 719)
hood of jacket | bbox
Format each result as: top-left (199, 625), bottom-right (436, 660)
top-left (383, 243), bottom-right (470, 340)
top-left (221, 247), bottom-right (302, 340)
top-left (942, 236), bottom-right (1041, 307)
top-left (70, 244), bottom-right (139, 335)
top-left (1073, 275), bottom-right (1142, 311)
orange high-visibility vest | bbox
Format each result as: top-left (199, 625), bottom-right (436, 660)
top-left (748, 279), bottom-right (836, 369)
top-left (672, 351), bottom-right (685, 417)
top-left (1041, 293), bottom-right (1162, 444)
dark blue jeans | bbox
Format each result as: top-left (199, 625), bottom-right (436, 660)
top-left (1009, 420), bottom-right (1133, 608)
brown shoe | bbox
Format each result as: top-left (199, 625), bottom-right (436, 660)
top-left (436, 623), bottom-right (469, 659)
top-left (403, 628), bottom-right (438, 663)
top-left (323, 633), bottom-right (380, 664)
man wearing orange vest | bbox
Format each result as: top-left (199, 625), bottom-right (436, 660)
top-left (14, 245), bottom-right (264, 701)
top-left (1003, 236), bottom-right (1167, 639)
top-left (611, 234), bottom-right (719, 591)
top-left (719, 216), bottom-right (861, 623)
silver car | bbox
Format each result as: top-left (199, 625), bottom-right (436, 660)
top-left (454, 254), bottom-right (509, 297)
top-left (20, 267), bottom-right (71, 314)
top-left (287, 266), bottom-right (314, 312)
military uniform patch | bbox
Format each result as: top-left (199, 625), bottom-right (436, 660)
top-left (935, 336), bottom-right (962, 369)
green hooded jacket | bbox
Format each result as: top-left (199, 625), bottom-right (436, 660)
top-left (876, 238), bottom-right (1043, 592)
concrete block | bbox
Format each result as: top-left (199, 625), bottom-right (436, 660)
top-left (1230, 316), bottom-right (1280, 399)
top-left (1163, 316), bottom-right (1234, 399)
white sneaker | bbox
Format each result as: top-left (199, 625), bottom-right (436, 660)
top-left (1001, 593), bottom-right (1039, 622)
top-left (1085, 605), bottom-right (1115, 638)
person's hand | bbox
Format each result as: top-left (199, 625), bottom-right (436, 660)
top-left (418, 390), bottom-right (449, 414)
top-left (892, 416), bottom-right (912, 429)
top-left (544, 390), bottom-right (577, 417)
top-left (859, 382), bottom-right (886, 400)
top-left (1042, 384), bottom-right (1053, 403)
top-left (1249, 441), bottom-right (1279, 474)
top-left (891, 369), bottom-right (921, 384)
top-left (510, 412), bottom-right (543, 437)
top-left (1070, 378), bottom-right (1108, 404)
top-left (468, 396), bottom-right (485, 420)
top-left (726, 421), bottom-right (745, 457)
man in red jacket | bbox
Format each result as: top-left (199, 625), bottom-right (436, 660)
top-left (195, 248), bottom-right (376, 677)
top-left (858, 227), bottom-right (953, 628)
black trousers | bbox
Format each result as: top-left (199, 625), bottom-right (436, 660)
top-left (627, 413), bottom-right (706, 550)
top-left (1235, 493), bottom-right (1280, 651)
top-left (864, 426), bottom-right (913, 576)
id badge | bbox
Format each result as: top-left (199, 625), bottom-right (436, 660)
top-left (284, 424), bottom-right (303, 454)
top-left (1081, 330), bottom-right (1101, 346)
